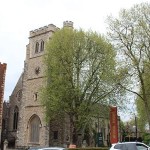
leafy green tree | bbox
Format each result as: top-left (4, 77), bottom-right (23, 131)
top-left (136, 67), bottom-right (150, 132)
top-left (136, 98), bottom-right (148, 132)
top-left (41, 28), bottom-right (118, 145)
top-left (142, 133), bottom-right (150, 145)
top-left (106, 2), bottom-right (150, 129)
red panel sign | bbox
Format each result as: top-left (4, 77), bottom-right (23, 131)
top-left (110, 106), bottom-right (118, 144)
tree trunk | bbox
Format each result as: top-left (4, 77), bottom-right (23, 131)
top-left (69, 114), bottom-right (79, 146)
top-left (69, 115), bottom-right (74, 144)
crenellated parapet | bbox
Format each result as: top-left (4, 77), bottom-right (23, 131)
top-left (29, 24), bottom-right (59, 38)
top-left (63, 21), bottom-right (73, 28)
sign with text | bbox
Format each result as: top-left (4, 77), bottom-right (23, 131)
top-left (110, 106), bottom-right (118, 144)
top-left (97, 132), bottom-right (103, 147)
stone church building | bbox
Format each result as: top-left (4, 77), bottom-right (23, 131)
top-left (1, 21), bottom-right (111, 149)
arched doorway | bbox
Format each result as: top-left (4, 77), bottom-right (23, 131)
top-left (28, 115), bottom-right (41, 144)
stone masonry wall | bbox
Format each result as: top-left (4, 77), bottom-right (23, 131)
top-left (16, 23), bottom-right (60, 147)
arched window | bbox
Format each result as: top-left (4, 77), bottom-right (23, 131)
top-left (29, 115), bottom-right (41, 143)
top-left (40, 40), bottom-right (44, 52)
top-left (35, 42), bottom-right (39, 53)
top-left (13, 106), bottom-right (19, 130)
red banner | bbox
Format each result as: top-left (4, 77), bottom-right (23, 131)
top-left (110, 106), bottom-right (118, 144)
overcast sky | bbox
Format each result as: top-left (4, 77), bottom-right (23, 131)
top-left (0, 0), bottom-right (148, 120)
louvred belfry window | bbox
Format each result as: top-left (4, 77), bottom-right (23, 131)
top-left (35, 42), bottom-right (39, 53)
top-left (40, 40), bottom-right (44, 52)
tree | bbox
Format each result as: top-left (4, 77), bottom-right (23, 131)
top-left (106, 2), bottom-right (150, 129)
top-left (136, 96), bottom-right (147, 133)
top-left (142, 133), bottom-right (150, 145)
top-left (136, 69), bottom-right (150, 132)
top-left (41, 27), bottom-right (117, 145)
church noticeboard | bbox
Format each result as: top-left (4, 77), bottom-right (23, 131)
top-left (97, 132), bottom-right (103, 147)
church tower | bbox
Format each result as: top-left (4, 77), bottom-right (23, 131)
top-left (3, 21), bottom-right (74, 148)
top-left (16, 24), bottom-right (59, 147)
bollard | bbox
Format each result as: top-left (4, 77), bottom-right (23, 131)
top-left (3, 139), bottom-right (8, 150)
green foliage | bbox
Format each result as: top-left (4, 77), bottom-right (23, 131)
top-left (136, 97), bottom-right (147, 132)
top-left (142, 133), bottom-right (150, 145)
top-left (106, 2), bottom-right (150, 128)
top-left (136, 63), bottom-right (150, 132)
top-left (42, 28), bottom-right (116, 118)
top-left (41, 27), bottom-right (118, 143)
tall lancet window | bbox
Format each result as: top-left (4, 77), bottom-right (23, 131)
top-left (35, 42), bottom-right (39, 53)
top-left (40, 40), bottom-right (44, 52)
top-left (13, 106), bottom-right (19, 130)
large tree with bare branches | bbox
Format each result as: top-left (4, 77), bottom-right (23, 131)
top-left (106, 2), bottom-right (150, 129)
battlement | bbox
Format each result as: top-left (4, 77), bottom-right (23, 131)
top-left (29, 24), bottom-right (59, 38)
top-left (63, 21), bottom-right (73, 28)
